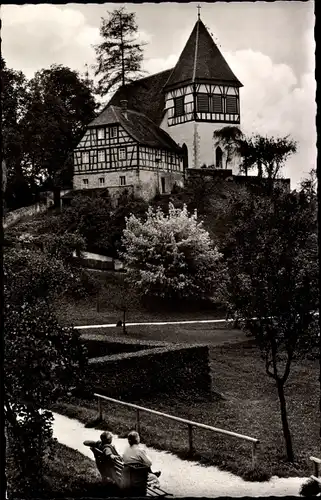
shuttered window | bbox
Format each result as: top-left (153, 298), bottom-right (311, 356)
top-left (196, 93), bottom-right (209, 112)
top-left (211, 94), bottom-right (223, 113)
top-left (174, 96), bottom-right (185, 117)
top-left (226, 96), bottom-right (238, 114)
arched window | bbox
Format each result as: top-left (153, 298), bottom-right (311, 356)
top-left (216, 146), bottom-right (223, 169)
top-left (182, 143), bottom-right (188, 171)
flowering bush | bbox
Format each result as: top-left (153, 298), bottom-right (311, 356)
top-left (122, 203), bottom-right (226, 301)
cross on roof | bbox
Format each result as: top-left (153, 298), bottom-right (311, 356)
top-left (197, 4), bottom-right (201, 20)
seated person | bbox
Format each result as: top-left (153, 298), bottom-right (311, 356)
top-left (122, 431), bottom-right (161, 495)
top-left (84, 431), bottom-right (121, 484)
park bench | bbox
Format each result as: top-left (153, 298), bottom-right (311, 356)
top-left (90, 446), bottom-right (171, 497)
top-left (310, 456), bottom-right (321, 485)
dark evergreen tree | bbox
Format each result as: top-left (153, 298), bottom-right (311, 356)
top-left (94, 6), bottom-right (146, 97)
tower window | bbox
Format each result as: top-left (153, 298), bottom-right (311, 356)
top-left (216, 146), bottom-right (223, 169)
top-left (82, 152), bottom-right (89, 164)
top-left (226, 96), bottom-right (238, 114)
top-left (211, 94), bottom-right (224, 113)
top-left (118, 147), bottom-right (127, 160)
top-left (99, 177), bottom-right (105, 185)
top-left (120, 176), bottom-right (126, 186)
top-left (83, 178), bottom-right (89, 186)
top-left (110, 126), bottom-right (118, 138)
top-left (97, 128), bottom-right (105, 140)
top-left (174, 96), bottom-right (185, 117)
top-left (98, 150), bottom-right (105, 162)
top-left (197, 93), bottom-right (209, 112)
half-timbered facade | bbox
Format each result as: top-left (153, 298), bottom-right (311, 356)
top-left (73, 14), bottom-right (243, 199)
top-left (73, 104), bottom-right (184, 200)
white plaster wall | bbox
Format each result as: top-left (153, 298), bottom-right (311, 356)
top-left (161, 116), bottom-right (242, 173)
top-left (73, 168), bottom-right (184, 201)
top-left (139, 169), bottom-right (184, 200)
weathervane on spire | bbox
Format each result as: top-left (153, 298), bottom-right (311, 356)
top-left (197, 4), bottom-right (201, 20)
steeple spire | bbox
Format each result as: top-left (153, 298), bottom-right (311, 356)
top-left (197, 4), bottom-right (201, 20)
top-left (164, 18), bottom-right (243, 90)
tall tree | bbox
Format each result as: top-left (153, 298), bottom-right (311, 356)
top-left (94, 7), bottom-right (146, 97)
top-left (226, 179), bottom-right (318, 462)
top-left (239, 134), bottom-right (297, 180)
top-left (22, 64), bottom-right (97, 188)
top-left (1, 57), bottom-right (32, 209)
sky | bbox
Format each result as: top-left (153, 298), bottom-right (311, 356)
top-left (1, 1), bottom-right (316, 188)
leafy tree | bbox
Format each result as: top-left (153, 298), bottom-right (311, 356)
top-left (225, 179), bottom-right (318, 462)
top-left (4, 247), bottom-right (88, 496)
top-left (239, 134), bottom-right (297, 180)
top-left (1, 57), bottom-right (32, 209)
top-left (122, 203), bottom-right (226, 301)
top-left (107, 190), bottom-right (149, 257)
top-left (213, 126), bottom-right (244, 169)
top-left (108, 272), bottom-right (141, 334)
top-left (94, 6), bottom-right (146, 97)
top-left (59, 193), bottom-right (113, 254)
top-left (21, 64), bottom-right (97, 188)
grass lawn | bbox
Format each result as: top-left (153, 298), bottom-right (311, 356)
top-left (6, 440), bottom-right (121, 498)
top-left (51, 339), bottom-right (319, 482)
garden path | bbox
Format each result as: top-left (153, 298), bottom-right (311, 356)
top-left (52, 412), bottom-right (308, 497)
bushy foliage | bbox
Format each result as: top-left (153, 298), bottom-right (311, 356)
top-left (225, 177), bottom-right (318, 462)
top-left (4, 247), bottom-right (88, 496)
top-left (122, 203), bottom-right (226, 301)
top-left (1, 58), bottom-right (97, 208)
top-left (107, 191), bottom-right (149, 257)
top-left (40, 232), bottom-right (86, 264)
top-left (59, 194), bottom-right (112, 253)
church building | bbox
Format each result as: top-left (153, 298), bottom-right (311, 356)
top-left (73, 13), bottom-right (243, 200)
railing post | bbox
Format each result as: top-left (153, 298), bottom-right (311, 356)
top-left (252, 441), bottom-right (258, 469)
top-left (98, 397), bottom-right (102, 421)
top-left (188, 424), bottom-right (194, 456)
top-left (136, 409), bottom-right (141, 435)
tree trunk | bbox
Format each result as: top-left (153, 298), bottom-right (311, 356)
top-left (276, 379), bottom-right (294, 462)
top-left (119, 13), bottom-right (125, 87)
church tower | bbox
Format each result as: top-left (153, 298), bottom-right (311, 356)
top-left (160, 11), bottom-right (243, 171)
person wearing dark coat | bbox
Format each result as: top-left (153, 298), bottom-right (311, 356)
top-left (84, 431), bottom-right (121, 485)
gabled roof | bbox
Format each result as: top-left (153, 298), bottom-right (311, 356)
top-left (88, 105), bottom-right (181, 153)
top-left (165, 19), bottom-right (242, 90)
top-left (107, 69), bottom-right (173, 126)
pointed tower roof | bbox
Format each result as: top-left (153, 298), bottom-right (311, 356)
top-left (165, 19), bottom-right (242, 90)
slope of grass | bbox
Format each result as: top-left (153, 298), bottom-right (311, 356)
top-left (51, 340), bottom-right (319, 482)
top-left (6, 441), bottom-right (121, 499)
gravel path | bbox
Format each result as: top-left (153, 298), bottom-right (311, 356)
top-left (52, 412), bottom-right (307, 497)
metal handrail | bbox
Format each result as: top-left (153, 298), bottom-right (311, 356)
top-left (94, 393), bottom-right (260, 468)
